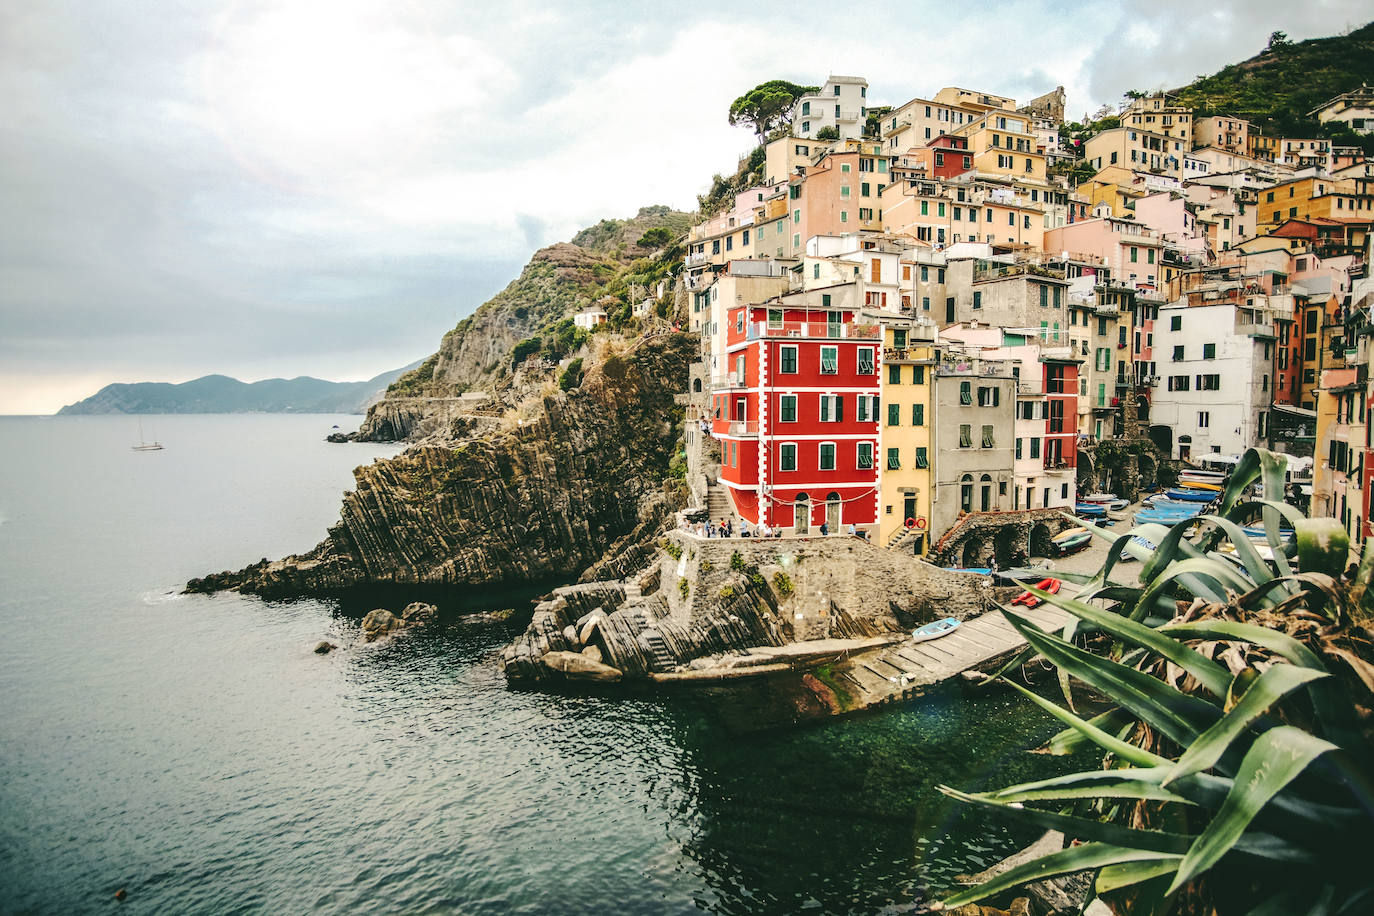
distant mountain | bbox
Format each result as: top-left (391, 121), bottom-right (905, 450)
top-left (1170, 22), bottom-right (1374, 151)
top-left (56, 362), bottom-right (423, 416)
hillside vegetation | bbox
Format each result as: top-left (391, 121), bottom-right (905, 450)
top-left (1171, 22), bottom-right (1374, 152)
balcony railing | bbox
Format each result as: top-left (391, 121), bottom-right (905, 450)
top-left (710, 373), bottom-right (742, 389)
top-left (747, 321), bottom-right (881, 340)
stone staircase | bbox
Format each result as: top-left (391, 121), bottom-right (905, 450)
top-left (640, 627), bottom-right (676, 671)
top-left (886, 528), bottom-right (919, 552)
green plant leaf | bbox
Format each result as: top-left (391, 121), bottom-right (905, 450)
top-left (1168, 725), bottom-right (1337, 893)
top-left (978, 769), bottom-right (1194, 806)
top-left (1021, 585), bottom-right (1231, 698)
top-left (999, 677), bottom-right (1166, 766)
top-left (1042, 706), bottom-right (1134, 756)
top-left (1160, 621), bottom-right (1327, 671)
top-left (940, 842), bottom-right (1182, 909)
top-left (1096, 858), bottom-right (1181, 894)
top-left (1003, 609), bottom-right (1221, 747)
top-left (939, 786), bottom-right (1194, 853)
top-left (1135, 556), bottom-right (1256, 621)
top-left (1218, 447), bottom-right (1287, 515)
top-left (1166, 665), bottom-right (1328, 784)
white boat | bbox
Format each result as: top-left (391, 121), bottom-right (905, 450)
top-left (912, 617), bottom-right (960, 642)
top-left (132, 419), bottom-right (163, 451)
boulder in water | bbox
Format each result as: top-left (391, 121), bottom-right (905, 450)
top-left (401, 602), bottom-right (437, 625)
top-left (540, 650), bottom-right (622, 682)
top-left (314, 641), bottom-right (338, 654)
top-left (360, 608), bottom-right (400, 642)
top-left (581, 644), bottom-right (604, 664)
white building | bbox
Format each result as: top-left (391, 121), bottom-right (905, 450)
top-left (792, 75), bottom-right (870, 141)
top-left (1150, 301), bottom-right (1275, 461)
top-left (573, 309), bottom-right (607, 330)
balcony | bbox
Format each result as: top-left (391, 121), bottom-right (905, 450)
top-left (710, 373), bottom-right (742, 389)
top-left (1236, 322), bottom-right (1277, 339)
top-left (723, 420), bottom-right (759, 437)
top-left (747, 321), bottom-right (881, 340)
top-left (1017, 381), bottom-right (1045, 396)
top-left (685, 252), bottom-right (710, 268)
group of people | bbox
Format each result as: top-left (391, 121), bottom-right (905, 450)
top-left (682, 515), bottom-right (872, 541)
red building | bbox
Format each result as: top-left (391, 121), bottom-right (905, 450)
top-left (1044, 359), bottom-right (1079, 470)
top-left (710, 288), bottom-right (881, 531)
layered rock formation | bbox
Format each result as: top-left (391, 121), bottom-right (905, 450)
top-left (188, 333), bottom-right (695, 598)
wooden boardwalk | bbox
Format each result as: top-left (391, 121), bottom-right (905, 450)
top-left (841, 604), bottom-right (1070, 702)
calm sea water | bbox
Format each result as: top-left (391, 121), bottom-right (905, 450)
top-left (0, 414), bottom-right (1075, 915)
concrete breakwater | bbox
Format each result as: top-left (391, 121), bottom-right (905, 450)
top-left (500, 531), bottom-right (1021, 718)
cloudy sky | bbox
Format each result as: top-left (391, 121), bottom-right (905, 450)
top-left (2, 0), bottom-right (1368, 413)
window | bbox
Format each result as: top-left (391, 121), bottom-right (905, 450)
top-left (1029, 437), bottom-right (1040, 459)
top-left (893, 329), bottom-right (907, 348)
top-left (1170, 314), bottom-right (1182, 331)
top-left (1197, 374), bottom-right (1221, 390)
top-left (820, 346), bottom-right (838, 374)
top-left (820, 394), bottom-right (844, 422)
top-left (912, 403), bottom-right (924, 425)
top-left (780, 395), bottom-right (797, 422)
top-left (857, 347), bottom-right (875, 374)
top-left (1198, 411), bottom-right (1210, 428)
top-left (819, 443), bottom-right (836, 471)
top-left (887, 403), bottom-right (900, 426)
top-left (881, 445), bottom-right (901, 471)
top-left (857, 442), bottom-right (873, 469)
top-left (768, 308), bottom-right (783, 329)
top-left (913, 366), bottom-right (925, 384)
top-left (1203, 342), bottom-right (1216, 359)
top-left (1168, 375), bottom-right (1190, 391)
top-left (959, 424), bottom-right (972, 448)
top-left (1039, 285), bottom-right (1048, 308)
top-left (779, 444), bottom-right (796, 471)
top-left (779, 345), bottom-right (798, 374)
top-left (977, 386), bottom-right (1000, 407)
top-left (888, 364), bottom-right (901, 384)
top-left (972, 291), bottom-right (982, 309)
top-left (1015, 438), bottom-right (1023, 459)
top-left (1130, 247), bottom-right (1138, 263)
top-left (1173, 345), bottom-right (1185, 361)
top-left (982, 425), bottom-right (995, 448)
top-left (960, 381), bottom-right (972, 404)
top-left (915, 447), bottom-right (928, 468)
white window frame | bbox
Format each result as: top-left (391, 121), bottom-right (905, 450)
top-left (779, 394), bottom-right (798, 422)
top-left (856, 442), bottom-right (873, 469)
top-left (779, 344), bottom-right (799, 374)
top-left (819, 441), bottom-right (836, 471)
top-left (856, 346), bottom-right (875, 374)
top-left (820, 346), bottom-right (839, 374)
top-left (779, 442), bottom-right (797, 472)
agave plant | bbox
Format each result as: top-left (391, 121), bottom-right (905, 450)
top-left (939, 448), bottom-right (1374, 915)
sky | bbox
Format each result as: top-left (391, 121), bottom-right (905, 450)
top-left (1, 0), bottom-right (1369, 413)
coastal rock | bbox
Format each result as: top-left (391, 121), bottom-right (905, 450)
top-left (360, 608), bottom-right (400, 642)
top-left (313, 641), bottom-right (337, 654)
top-left (540, 650), bottom-right (623, 682)
top-left (401, 602), bottom-right (437, 625)
top-left (188, 334), bottom-right (696, 599)
top-left (581, 644), bottom-right (604, 663)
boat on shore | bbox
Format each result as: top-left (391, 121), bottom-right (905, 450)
top-left (912, 617), bottom-right (960, 643)
top-left (1051, 528), bottom-right (1092, 556)
top-left (1010, 578), bottom-right (1061, 608)
top-left (1165, 487), bottom-right (1217, 503)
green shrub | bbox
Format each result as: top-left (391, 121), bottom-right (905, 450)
top-left (511, 336), bottom-right (543, 367)
top-left (678, 577), bottom-right (689, 600)
top-left (699, 559), bottom-right (713, 573)
top-left (772, 571), bottom-right (793, 597)
top-left (730, 551), bottom-right (746, 572)
top-left (719, 585), bottom-right (737, 600)
top-left (663, 541), bottom-right (682, 561)
top-left (558, 358), bottom-right (584, 391)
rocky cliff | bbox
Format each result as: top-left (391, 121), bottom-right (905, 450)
top-left (189, 333), bottom-right (696, 598)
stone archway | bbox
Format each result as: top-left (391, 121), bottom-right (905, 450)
top-left (994, 526), bottom-right (1020, 567)
top-left (1030, 522), bottom-right (1054, 559)
top-left (1138, 453), bottom-right (1158, 489)
top-left (692, 378), bottom-right (703, 393)
top-left (1136, 395), bottom-right (1150, 423)
top-left (961, 534), bottom-right (986, 568)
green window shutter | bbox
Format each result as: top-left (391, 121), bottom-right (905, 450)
top-left (960, 381), bottom-right (972, 404)
top-left (915, 447), bottom-right (928, 468)
top-left (887, 448), bottom-right (900, 469)
top-left (888, 403), bottom-right (900, 426)
top-left (888, 364), bottom-right (901, 384)
top-left (982, 425), bottom-right (995, 448)
top-left (914, 366), bottom-right (925, 384)
top-left (959, 424), bottom-right (972, 448)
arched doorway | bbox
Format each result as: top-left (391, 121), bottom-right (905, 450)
top-left (961, 534), bottom-right (986, 568)
top-left (980, 474), bottom-right (993, 512)
top-left (1148, 424), bottom-right (1173, 456)
top-left (960, 474), bottom-right (974, 513)
top-left (1177, 434), bottom-right (1192, 463)
top-left (794, 493), bottom-right (810, 534)
top-left (692, 378), bottom-right (702, 393)
top-left (826, 492), bottom-right (841, 532)
top-left (1138, 453), bottom-right (1158, 489)
top-left (1030, 522), bottom-right (1054, 558)
top-left (1136, 395), bottom-right (1150, 422)
top-left (994, 527), bottom-right (1019, 567)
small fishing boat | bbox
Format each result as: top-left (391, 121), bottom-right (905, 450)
top-left (1051, 528), bottom-right (1092, 556)
top-left (1011, 578), bottom-right (1061, 608)
top-left (1081, 493), bottom-right (1130, 511)
top-left (1165, 488), bottom-right (1218, 503)
top-left (912, 617), bottom-right (960, 643)
top-left (1175, 479), bottom-right (1223, 492)
top-left (1075, 502), bottom-right (1107, 518)
top-left (944, 566), bottom-right (992, 575)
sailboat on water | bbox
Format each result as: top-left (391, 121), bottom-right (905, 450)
top-left (132, 419), bottom-right (164, 451)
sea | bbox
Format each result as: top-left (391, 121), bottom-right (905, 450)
top-left (0, 414), bottom-right (1077, 915)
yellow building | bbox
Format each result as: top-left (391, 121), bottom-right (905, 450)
top-left (876, 314), bottom-right (937, 551)
top-left (953, 112), bottom-right (1047, 182)
top-left (1083, 127), bottom-right (1187, 177)
top-left (1256, 175), bottom-right (1374, 232)
top-left (1123, 94), bottom-right (1193, 143)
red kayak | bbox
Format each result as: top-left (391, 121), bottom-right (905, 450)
top-left (1011, 578), bottom-right (1061, 608)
